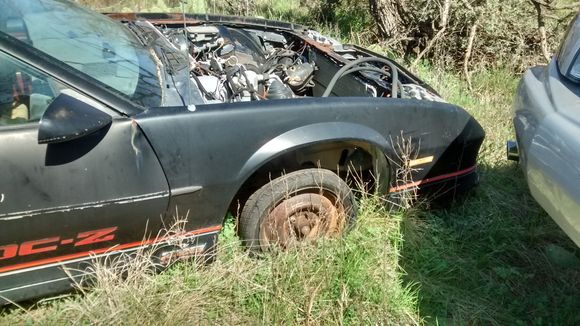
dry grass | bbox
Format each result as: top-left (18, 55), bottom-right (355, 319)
top-left (1, 194), bottom-right (420, 325)
top-left (2, 52), bottom-right (579, 326)
top-left (1, 1), bottom-right (579, 324)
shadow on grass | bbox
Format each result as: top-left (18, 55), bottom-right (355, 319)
top-left (400, 163), bottom-right (580, 325)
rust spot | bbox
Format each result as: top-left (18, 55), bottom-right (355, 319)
top-left (105, 12), bottom-right (202, 25)
top-left (259, 193), bottom-right (345, 249)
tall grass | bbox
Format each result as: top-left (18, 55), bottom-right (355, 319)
top-left (3, 62), bottom-right (579, 325)
top-left (399, 64), bottom-right (580, 324)
top-left (1, 1), bottom-right (579, 324)
top-left (0, 194), bottom-right (420, 325)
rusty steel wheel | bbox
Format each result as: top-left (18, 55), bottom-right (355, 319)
top-left (239, 169), bottom-right (357, 252)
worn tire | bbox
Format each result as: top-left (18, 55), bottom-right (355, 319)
top-left (239, 168), bottom-right (357, 252)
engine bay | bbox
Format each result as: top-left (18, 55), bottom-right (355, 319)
top-left (158, 23), bottom-right (443, 104)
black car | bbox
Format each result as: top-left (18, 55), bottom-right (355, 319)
top-left (0, 0), bottom-right (484, 304)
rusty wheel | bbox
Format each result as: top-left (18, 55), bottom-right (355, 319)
top-left (239, 169), bottom-right (357, 252)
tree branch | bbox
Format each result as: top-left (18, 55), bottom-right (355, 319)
top-left (531, 0), bottom-right (580, 10)
top-left (463, 21), bottom-right (478, 90)
top-left (412, 0), bottom-right (451, 67)
top-left (531, 0), bottom-right (552, 61)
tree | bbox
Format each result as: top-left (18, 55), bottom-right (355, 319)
top-left (368, 0), bottom-right (409, 40)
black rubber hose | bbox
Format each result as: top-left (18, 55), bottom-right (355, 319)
top-left (322, 57), bottom-right (399, 98)
top-left (190, 73), bottom-right (216, 101)
top-left (340, 66), bottom-right (403, 98)
top-left (240, 66), bottom-right (260, 101)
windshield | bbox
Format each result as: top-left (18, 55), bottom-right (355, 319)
top-left (1, 0), bottom-right (162, 107)
top-left (558, 14), bottom-right (580, 82)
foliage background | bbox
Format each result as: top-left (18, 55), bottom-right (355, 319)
top-left (76, 0), bottom-right (578, 72)
top-left (1, 0), bottom-right (579, 324)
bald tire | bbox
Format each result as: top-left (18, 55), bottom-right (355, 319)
top-left (239, 168), bottom-right (357, 252)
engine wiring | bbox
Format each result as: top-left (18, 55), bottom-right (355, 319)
top-left (158, 24), bottom-right (430, 104)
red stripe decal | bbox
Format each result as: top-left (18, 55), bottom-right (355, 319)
top-left (388, 165), bottom-right (477, 193)
top-left (0, 225), bottom-right (222, 274)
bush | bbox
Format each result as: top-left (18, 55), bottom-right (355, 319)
top-left (75, 0), bottom-right (577, 72)
top-left (368, 0), bottom-right (577, 71)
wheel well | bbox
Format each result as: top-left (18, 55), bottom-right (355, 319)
top-left (229, 141), bottom-right (390, 214)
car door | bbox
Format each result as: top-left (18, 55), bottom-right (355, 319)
top-left (0, 50), bottom-right (170, 303)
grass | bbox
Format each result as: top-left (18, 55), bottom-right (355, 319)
top-left (3, 61), bottom-right (579, 325)
top-left (0, 195), bottom-right (420, 324)
top-left (2, 1), bottom-right (580, 324)
top-left (400, 64), bottom-right (580, 324)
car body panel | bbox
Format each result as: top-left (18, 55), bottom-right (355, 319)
top-left (0, 1), bottom-right (484, 304)
top-left (527, 113), bottom-right (580, 247)
top-left (136, 97), bottom-right (482, 230)
top-left (0, 116), bottom-right (172, 302)
top-left (513, 25), bottom-right (580, 246)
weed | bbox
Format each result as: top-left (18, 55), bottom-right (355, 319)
top-left (0, 196), bottom-right (421, 325)
top-left (1, 2), bottom-right (579, 325)
top-left (399, 64), bottom-right (580, 325)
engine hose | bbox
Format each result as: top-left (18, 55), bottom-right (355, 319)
top-left (340, 66), bottom-right (404, 98)
top-left (190, 73), bottom-right (216, 100)
top-left (242, 70), bottom-right (260, 101)
top-left (322, 57), bottom-right (399, 98)
top-left (225, 68), bottom-right (243, 95)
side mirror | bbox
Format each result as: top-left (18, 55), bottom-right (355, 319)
top-left (38, 92), bottom-right (112, 144)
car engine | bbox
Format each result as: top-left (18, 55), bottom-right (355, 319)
top-left (160, 24), bottom-right (443, 104)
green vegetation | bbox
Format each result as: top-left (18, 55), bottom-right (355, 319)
top-left (2, 197), bottom-right (420, 324)
top-left (3, 63), bottom-right (578, 325)
top-left (1, 0), bottom-right (579, 324)
top-left (76, 0), bottom-right (577, 71)
top-left (400, 65), bottom-right (580, 324)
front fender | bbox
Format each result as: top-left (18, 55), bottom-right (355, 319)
top-left (136, 97), bottom-right (479, 229)
top-left (238, 122), bottom-right (392, 179)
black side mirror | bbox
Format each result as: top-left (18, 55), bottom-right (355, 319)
top-left (38, 92), bottom-right (112, 144)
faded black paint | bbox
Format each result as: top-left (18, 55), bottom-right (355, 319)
top-left (0, 10), bottom-right (484, 304)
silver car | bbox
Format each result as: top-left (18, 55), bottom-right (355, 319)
top-left (508, 14), bottom-right (580, 246)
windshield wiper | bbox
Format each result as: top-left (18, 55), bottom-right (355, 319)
top-left (125, 22), bottom-right (152, 46)
top-left (158, 47), bottom-right (188, 75)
